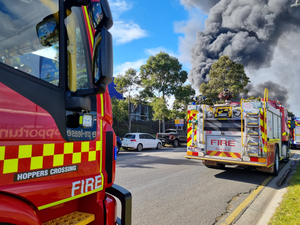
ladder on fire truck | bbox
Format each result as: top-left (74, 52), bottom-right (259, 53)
top-left (243, 109), bottom-right (261, 157)
top-left (241, 89), bottom-right (269, 158)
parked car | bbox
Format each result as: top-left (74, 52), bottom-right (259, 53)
top-left (156, 129), bottom-right (187, 147)
top-left (122, 133), bottom-right (162, 151)
top-left (116, 136), bottom-right (122, 154)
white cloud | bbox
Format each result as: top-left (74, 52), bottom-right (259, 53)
top-left (110, 21), bottom-right (148, 44)
top-left (113, 58), bottom-right (147, 77)
top-left (173, 9), bottom-right (205, 68)
top-left (144, 47), bottom-right (177, 57)
top-left (108, 0), bottom-right (132, 19)
top-left (107, 0), bottom-right (148, 45)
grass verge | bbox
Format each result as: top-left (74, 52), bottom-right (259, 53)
top-left (268, 162), bottom-right (300, 224)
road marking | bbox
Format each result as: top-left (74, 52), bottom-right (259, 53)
top-left (221, 150), bottom-right (296, 225)
top-left (221, 176), bottom-right (273, 225)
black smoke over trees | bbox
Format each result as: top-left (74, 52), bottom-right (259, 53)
top-left (188, 0), bottom-right (300, 90)
top-left (241, 81), bottom-right (290, 108)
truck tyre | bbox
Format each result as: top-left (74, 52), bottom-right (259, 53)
top-left (173, 139), bottom-right (179, 147)
top-left (157, 142), bottom-right (162, 149)
top-left (272, 147), bottom-right (279, 176)
top-left (136, 144), bottom-right (143, 152)
top-left (215, 163), bottom-right (225, 169)
top-left (204, 164), bottom-right (213, 168)
top-left (282, 144), bottom-right (290, 163)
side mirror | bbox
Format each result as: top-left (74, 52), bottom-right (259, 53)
top-left (88, 0), bottom-right (113, 30)
top-left (36, 15), bottom-right (59, 47)
top-left (93, 28), bottom-right (113, 93)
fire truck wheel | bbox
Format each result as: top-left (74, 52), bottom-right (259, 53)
top-left (204, 164), bottom-right (214, 168)
top-left (136, 144), bottom-right (143, 152)
top-left (173, 139), bottom-right (179, 147)
top-left (282, 144), bottom-right (290, 163)
top-left (272, 148), bottom-right (279, 176)
top-left (215, 163), bottom-right (225, 169)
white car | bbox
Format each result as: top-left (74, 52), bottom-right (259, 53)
top-left (122, 133), bottom-right (162, 151)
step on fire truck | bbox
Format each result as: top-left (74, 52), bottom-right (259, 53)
top-left (185, 89), bottom-right (290, 176)
top-left (288, 117), bottom-right (300, 149)
top-left (0, 0), bottom-right (131, 224)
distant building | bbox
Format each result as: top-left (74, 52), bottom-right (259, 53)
top-left (108, 78), bottom-right (151, 121)
top-left (130, 103), bottom-right (151, 121)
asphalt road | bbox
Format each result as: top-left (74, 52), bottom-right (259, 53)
top-left (114, 146), bottom-right (271, 225)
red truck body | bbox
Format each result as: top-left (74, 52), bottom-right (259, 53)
top-left (0, 0), bottom-right (131, 224)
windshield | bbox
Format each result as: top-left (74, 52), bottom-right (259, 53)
top-left (165, 130), bottom-right (176, 134)
top-left (124, 134), bottom-right (135, 139)
top-left (0, 0), bottom-right (91, 91)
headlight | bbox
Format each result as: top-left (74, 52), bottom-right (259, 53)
top-left (206, 111), bottom-right (214, 118)
top-left (79, 114), bottom-right (93, 128)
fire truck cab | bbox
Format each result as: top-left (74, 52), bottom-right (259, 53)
top-left (0, 0), bottom-right (131, 224)
top-left (186, 89), bottom-right (290, 176)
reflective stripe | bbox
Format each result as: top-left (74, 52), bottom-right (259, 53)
top-left (260, 108), bottom-right (268, 153)
top-left (187, 110), bottom-right (198, 147)
top-left (206, 151), bottom-right (241, 158)
top-left (0, 141), bottom-right (101, 175)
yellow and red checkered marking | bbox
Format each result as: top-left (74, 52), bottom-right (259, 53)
top-left (206, 150), bottom-right (241, 158)
top-left (0, 141), bottom-right (101, 174)
top-left (287, 120), bottom-right (299, 127)
top-left (187, 110), bottom-right (198, 147)
top-left (260, 108), bottom-right (267, 153)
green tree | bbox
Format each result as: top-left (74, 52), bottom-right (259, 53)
top-left (170, 84), bottom-right (195, 120)
top-left (150, 97), bottom-right (169, 132)
top-left (140, 52), bottom-right (188, 132)
top-left (200, 55), bottom-right (250, 104)
top-left (114, 68), bottom-right (140, 132)
top-left (111, 98), bottom-right (128, 122)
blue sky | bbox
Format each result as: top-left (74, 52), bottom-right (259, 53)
top-left (108, 0), bottom-right (207, 78)
top-left (107, 0), bottom-right (300, 115)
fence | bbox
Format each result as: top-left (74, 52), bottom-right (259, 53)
top-left (113, 120), bottom-right (187, 137)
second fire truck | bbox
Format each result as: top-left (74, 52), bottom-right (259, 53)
top-left (185, 89), bottom-right (290, 176)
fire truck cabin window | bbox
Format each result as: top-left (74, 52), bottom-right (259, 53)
top-left (0, 0), bottom-right (60, 85)
top-left (65, 7), bottom-right (91, 91)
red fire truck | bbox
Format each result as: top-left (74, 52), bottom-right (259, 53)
top-left (0, 0), bottom-right (131, 224)
top-left (186, 89), bottom-right (290, 176)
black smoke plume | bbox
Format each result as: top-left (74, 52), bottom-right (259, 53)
top-left (189, 0), bottom-right (300, 89)
top-left (241, 81), bottom-right (290, 108)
